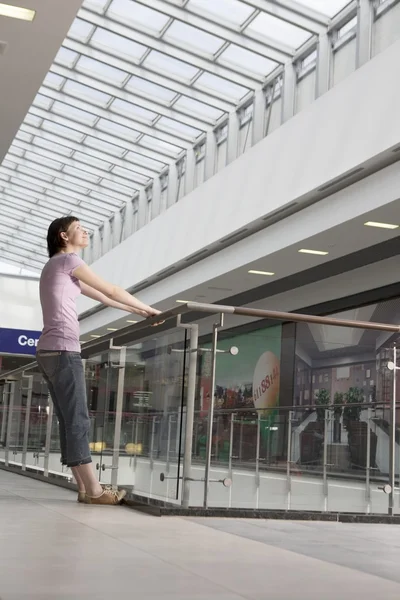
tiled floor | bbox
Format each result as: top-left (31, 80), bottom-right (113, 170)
top-left (1, 471), bottom-right (400, 599)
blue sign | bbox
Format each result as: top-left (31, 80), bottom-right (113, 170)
top-left (0, 328), bottom-right (42, 356)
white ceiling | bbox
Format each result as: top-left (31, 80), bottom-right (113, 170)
top-left (0, 0), bottom-right (353, 271)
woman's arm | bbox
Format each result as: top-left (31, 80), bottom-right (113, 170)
top-left (80, 282), bottom-right (147, 316)
top-left (73, 264), bottom-right (160, 317)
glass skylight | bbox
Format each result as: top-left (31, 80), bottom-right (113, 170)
top-left (0, 0), bottom-right (353, 271)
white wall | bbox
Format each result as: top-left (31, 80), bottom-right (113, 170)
top-left (79, 158), bottom-right (400, 334)
top-left (78, 39), bottom-right (400, 328)
top-left (0, 276), bottom-right (41, 330)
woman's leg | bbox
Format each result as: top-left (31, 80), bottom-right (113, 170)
top-left (71, 466), bottom-right (86, 494)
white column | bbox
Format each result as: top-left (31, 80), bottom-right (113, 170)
top-left (252, 89), bottom-right (265, 146)
top-left (356, 0), bottom-right (373, 68)
top-left (137, 188), bottom-right (148, 229)
top-left (315, 33), bottom-right (331, 97)
top-left (282, 61), bottom-right (296, 123)
top-left (204, 130), bottom-right (216, 181)
top-left (185, 148), bottom-right (195, 196)
top-left (227, 111), bottom-right (239, 165)
top-left (167, 163), bottom-right (178, 208)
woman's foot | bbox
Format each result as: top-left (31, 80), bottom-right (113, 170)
top-left (84, 488), bottom-right (127, 505)
top-left (77, 484), bottom-right (112, 503)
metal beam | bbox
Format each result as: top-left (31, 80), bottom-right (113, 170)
top-left (36, 88), bottom-right (197, 147)
top-left (2, 181), bottom-right (109, 221)
top-left (8, 146), bottom-right (151, 192)
top-left (20, 122), bottom-right (174, 168)
top-left (63, 39), bottom-right (235, 111)
top-left (78, 8), bottom-right (260, 87)
top-left (2, 157), bottom-right (136, 206)
top-left (0, 252), bottom-right (42, 271)
top-left (0, 204), bottom-right (50, 234)
top-left (29, 105), bottom-right (186, 160)
top-left (0, 166), bottom-right (123, 216)
top-left (239, 0), bottom-right (329, 33)
top-left (50, 64), bottom-right (216, 128)
top-left (137, 0), bottom-right (293, 61)
top-left (11, 138), bottom-right (158, 181)
top-left (0, 236), bottom-right (47, 260)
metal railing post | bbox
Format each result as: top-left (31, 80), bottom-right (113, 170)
top-left (111, 346), bottom-right (126, 488)
top-left (366, 406), bottom-right (371, 513)
top-left (204, 317), bottom-right (223, 508)
top-left (43, 394), bottom-right (53, 476)
top-left (389, 344), bottom-right (397, 516)
top-left (22, 375), bottom-right (33, 471)
top-left (179, 323), bottom-right (199, 509)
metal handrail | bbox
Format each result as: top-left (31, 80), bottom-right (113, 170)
top-left (1, 301), bottom-right (399, 380)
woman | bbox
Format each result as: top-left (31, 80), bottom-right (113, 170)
top-left (36, 216), bottom-right (161, 505)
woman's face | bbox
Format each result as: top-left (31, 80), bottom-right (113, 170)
top-left (66, 220), bottom-right (89, 249)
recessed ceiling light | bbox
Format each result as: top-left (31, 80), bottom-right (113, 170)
top-left (248, 270), bottom-right (275, 276)
top-left (126, 320), bottom-right (138, 324)
top-left (107, 328), bottom-right (118, 331)
top-left (90, 334), bottom-right (101, 338)
top-left (176, 300), bottom-right (189, 303)
top-left (364, 221), bottom-right (399, 230)
top-left (298, 249), bottom-right (329, 256)
top-left (0, 3), bottom-right (36, 21)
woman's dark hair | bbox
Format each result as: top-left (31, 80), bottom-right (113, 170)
top-left (47, 216), bottom-right (79, 258)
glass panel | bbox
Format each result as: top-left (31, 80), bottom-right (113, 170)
top-left (110, 98), bottom-right (158, 124)
top-left (296, 0), bottom-right (352, 17)
top-left (195, 72), bottom-right (249, 102)
top-left (112, 165), bottom-right (150, 185)
top-left (91, 27), bottom-right (148, 62)
top-left (173, 96), bottom-right (224, 121)
top-left (218, 45), bottom-right (277, 77)
top-left (55, 47), bottom-right (79, 68)
top-left (195, 323), bottom-right (284, 509)
top-left (43, 72), bottom-right (65, 91)
top-left (51, 101), bottom-right (98, 127)
top-left (63, 79), bottom-right (112, 108)
top-left (76, 56), bottom-right (128, 87)
top-left (163, 21), bottom-right (225, 55)
top-left (23, 151), bottom-right (63, 171)
top-left (33, 94), bottom-right (54, 111)
top-left (33, 136), bottom-right (74, 157)
top-left (73, 151), bottom-right (112, 171)
top-left (125, 150), bottom-right (166, 171)
top-left (25, 377), bottom-right (50, 473)
top-left (83, 0), bottom-right (110, 14)
top-left (83, 136), bottom-right (126, 157)
top-left (96, 118), bottom-right (141, 142)
top-left (188, 0), bottom-right (255, 27)
top-left (67, 17), bottom-right (95, 42)
top-left (118, 328), bottom-right (188, 503)
top-left (144, 51), bottom-right (200, 82)
top-left (156, 116), bottom-right (203, 139)
top-left (246, 13), bottom-right (311, 48)
top-left (42, 121), bottom-right (85, 143)
top-left (63, 165), bottom-right (101, 184)
top-left (125, 76), bottom-right (177, 104)
top-left (139, 135), bottom-right (183, 156)
top-left (107, 0), bottom-right (170, 34)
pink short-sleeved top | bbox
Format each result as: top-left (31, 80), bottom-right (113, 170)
top-left (37, 253), bottom-right (85, 352)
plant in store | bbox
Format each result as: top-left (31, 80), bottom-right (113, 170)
top-left (333, 392), bottom-right (344, 443)
top-left (333, 392), bottom-right (344, 419)
top-left (315, 388), bottom-right (330, 422)
top-left (343, 387), bottom-right (364, 424)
